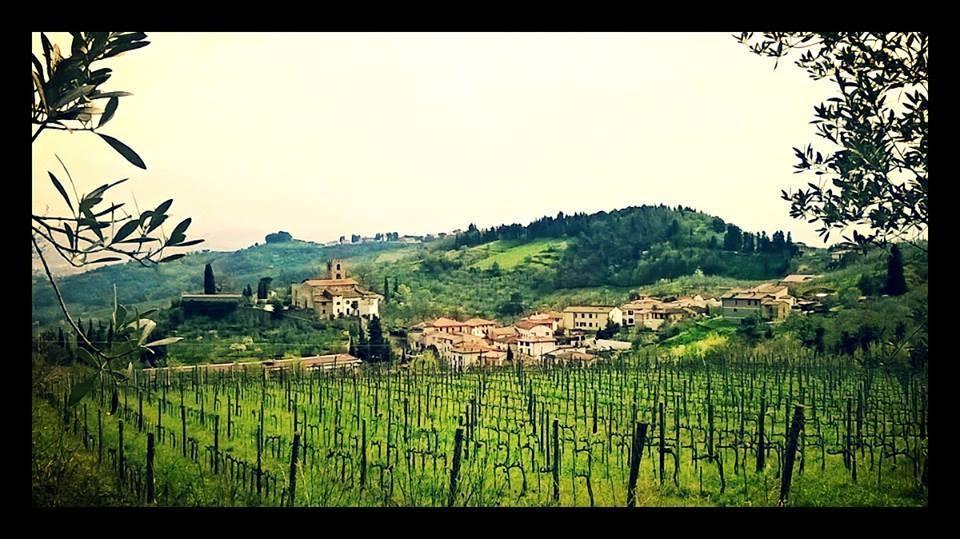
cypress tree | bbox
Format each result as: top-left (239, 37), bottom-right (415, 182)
top-left (384, 276), bottom-right (390, 303)
top-left (368, 316), bottom-right (390, 363)
top-left (814, 326), bottom-right (825, 355)
top-left (884, 245), bottom-right (907, 296)
top-left (57, 327), bottom-right (65, 350)
top-left (204, 263), bottom-right (217, 294)
top-left (257, 277), bottom-right (273, 300)
top-left (357, 320), bottom-right (368, 361)
top-left (723, 225), bottom-right (743, 251)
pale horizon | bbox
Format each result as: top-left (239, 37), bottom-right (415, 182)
top-left (32, 32), bottom-right (837, 252)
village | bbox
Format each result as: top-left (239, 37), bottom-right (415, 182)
top-left (264, 258), bottom-right (826, 371)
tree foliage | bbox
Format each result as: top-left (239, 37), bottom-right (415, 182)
top-left (31, 32), bottom-right (200, 405)
top-left (257, 277), bottom-right (273, 300)
top-left (203, 263), bottom-right (217, 294)
top-left (884, 244), bottom-right (907, 296)
top-left (737, 32), bottom-right (927, 249)
top-left (265, 231), bottom-right (293, 244)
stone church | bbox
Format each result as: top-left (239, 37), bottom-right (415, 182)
top-left (290, 259), bottom-right (382, 320)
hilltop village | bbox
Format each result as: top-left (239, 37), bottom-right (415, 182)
top-left (274, 259), bottom-right (824, 370)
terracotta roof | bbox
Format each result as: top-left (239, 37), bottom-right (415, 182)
top-left (621, 299), bottom-right (665, 311)
top-left (722, 291), bottom-right (767, 300)
top-left (464, 318), bottom-right (496, 326)
top-left (723, 283), bottom-right (790, 300)
top-left (450, 342), bottom-right (495, 354)
top-left (527, 311), bottom-right (563, 320)
top-left (563, 306), bottom-right (618, 313)
top-left (432, 317), bottom-right (468, 328)
top-left (754, 283), bottom-right (789, 294)
top-left (780, 274), bottom-right (820, 283)
top-left (488, 326), bottom-right (519, 337)
top-left (518, 336), bottom-right (557, 343)
top-left (303, 278), bottom-right (359, 287)
top-left (516, 319), bottom-right (553, 330)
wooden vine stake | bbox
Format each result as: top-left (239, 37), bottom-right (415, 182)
top-left (146, 432), bottom-right (155, 504)
top-left (778, 405), bottom-right (804, 506)
top-left (626, 422), bottom-right (648, 507)
top-left (288, 432), bottom-right (300, 507)
top-left (447, 426), bottom-right (465, 507)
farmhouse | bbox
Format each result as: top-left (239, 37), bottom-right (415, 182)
top-left (290, 259), bottom-right (382, 320)
top-left (430, 317), bottom-right (472, 334)
top-left (621, 298), bottom-right (666, 329)
top-left (449, 343), bottom-right (506, 370)
top-left (721, 283), bottom-right (794, 321)
top-left (671, 295), bottom-right (718, 315)
top-left (515, 318), bottom-right (555, 338)
top-left (464, 318), bottom-right (497, 337)
top-left (487, 326), bottom-right (520, 340)
top-left (517, 335), bottom-right (559, 360)
top-left (518, 311), bottom-right (564, 331)
top-left (488, 330), bottom-right (520, 354)
top-left (620, 297), bottom-right (700, 331)
top-left (561, 306), bottom-right (623, 331)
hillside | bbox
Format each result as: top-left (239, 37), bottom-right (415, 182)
top-left (33, 204), bottom-right (818, 328)
top-left (358, 204), bottom-right (817, 326)
top-left (32, 239), bottom-right (414, 324)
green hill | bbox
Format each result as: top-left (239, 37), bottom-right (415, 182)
top-left (33, 204), bottom-right (819, 328)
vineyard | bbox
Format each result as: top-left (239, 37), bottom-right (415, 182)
top-left (44, 353), bottom-right (928, 507)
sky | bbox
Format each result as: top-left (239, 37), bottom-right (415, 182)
top-left (32, 32), bottom-right (837, 252)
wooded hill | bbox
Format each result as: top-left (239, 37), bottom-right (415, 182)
top-left (32, 204), bottom-right (813, 326)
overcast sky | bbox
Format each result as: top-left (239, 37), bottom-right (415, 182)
top-left (32, 32), bottom-right (837, 251)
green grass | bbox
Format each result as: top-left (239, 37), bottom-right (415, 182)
top-left (660, 317), bottom-right (738, 347)
top-left (469, 239), bottom-right (568, 270)
top-left (373, 247), bottom-right (419, 264)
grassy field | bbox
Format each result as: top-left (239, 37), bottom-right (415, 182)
top-left (469, 239), bottom-right (568, 270)
top-left (657, 317), bottom-right (740, 355)
top-left (40, 351), bottom-right (927, 507)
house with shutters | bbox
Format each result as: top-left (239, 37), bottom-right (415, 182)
top-left (561, 306), bottom-right (623, 331)
top-left (721, 283), bottom-right (794, 321)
